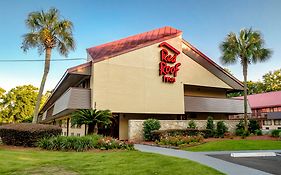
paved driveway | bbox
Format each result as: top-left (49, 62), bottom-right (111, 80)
top-left (135, 144), bottom-right (281, 175)
top-left (209, 154), bottom-right (281, 175)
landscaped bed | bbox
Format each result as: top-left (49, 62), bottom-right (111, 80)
top-left (182, 139), bottom-right (281, 152)
top-left (0, 146), bottom-right (223, 175)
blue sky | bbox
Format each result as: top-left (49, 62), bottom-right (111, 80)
top-left (0, 0), bottom-right (280, 91)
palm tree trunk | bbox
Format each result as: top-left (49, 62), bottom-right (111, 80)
top-left (94, 123), bottom-right (98, 134)
top-left (242, 60), bottom-right (248, 131)
top-left (88, 123), bottom-right (95, 134)
top-left (32, 48), bottom-right (52, 123)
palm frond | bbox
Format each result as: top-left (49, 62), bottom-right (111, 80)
top-left (22, 8), bottom-right (75, 56)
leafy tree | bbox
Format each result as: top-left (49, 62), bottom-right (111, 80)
top-left (71, 109), bottom-right (112, 134)
top-left (262, 69), bottom-right (281, 92)
top-left (0, 87), bottom-right (5, 99)
top-left (0, 87), bottom-right (6, 123)
top-left (0, 85), bottom-right (49, 123)
top-left (22, 8), bottom-right (75, 123)
top-left (220, 28), bottom-right (272, 130)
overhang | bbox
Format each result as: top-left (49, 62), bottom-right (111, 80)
top-left (267, 112), bottom-right (281, 119)
top-left (39, 62), bottom-right (91, 115)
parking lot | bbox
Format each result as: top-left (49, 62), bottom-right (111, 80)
top-left (209, 153), bottom-right (281, 175)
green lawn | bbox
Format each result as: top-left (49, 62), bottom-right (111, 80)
top-left (183, 140), bottom-right (281, 152)
top-left (0, 148), bottom-right (223, 175)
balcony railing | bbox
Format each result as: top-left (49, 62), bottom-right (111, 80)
top-left (51, 87), bottom-right (91, 117)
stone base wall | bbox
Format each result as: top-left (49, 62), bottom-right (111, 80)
top-left (128, 120), bottom-right (239, 141)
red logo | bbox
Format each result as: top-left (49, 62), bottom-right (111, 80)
top-left (159, 42), bottom-right (181, 83)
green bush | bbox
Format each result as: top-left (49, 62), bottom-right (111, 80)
top-left (188, 120), bottom-right (197, 129)
top-left (37, 135), bottom-right (134, 151)
top-left (248, 119), bottom-right (260, 133)
top-left (215, 121), bottom-right (228, 138)
top-left (235, 119), bottom-right (261, 137)
top-left (151, 128), bottom-right (211, 140)
top-left (206, 117), bottom-right (215, 137)
top-left (157, 135), bottom-right (203, 147)
top-left (143, 119), bottom-right (161, 141)
top-left (0, 123), bottom-right (61, 147)
top-left (235, 120), bottom-right (245, 136)
top-left (254, 129), bottom-right (262, 136)
top-left (271, 129), bottom-right (281, 137)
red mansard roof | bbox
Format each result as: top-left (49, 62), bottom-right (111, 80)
top-left (234, 91), bottom-right (281, 109)
top-left (87, 26), bottom-right (182, 62)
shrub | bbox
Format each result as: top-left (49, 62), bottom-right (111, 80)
top-left (143, 119), bottom-right (161, 141)
top-left (0, 123), bottom-right (61, 147)
top-left (254, 129), bottom-right (262, 136)
top-left (235, 120), bottom-right (245, 136)
top-left (235, 128), bottom-right (245, 136)
top-left (157, 135), bottom-right (204, 147)
top-left (206, 116), bottom-right (215, 137)
top-left (151, 128), bottom-right (211, 140)
top-left (215, 121), bottom-right (228, 138)
top-left (271, 129), bottom-right (281, 138)
top-left (248, 119), bottom-right (260, 133)
top-left (241, 130), bottom-right (250, 139)
top-left (37, 134), bottom-right (134, 151)
top-left (188, 120), bottom-right (197, 129)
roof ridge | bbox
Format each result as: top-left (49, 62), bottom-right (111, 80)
top-left (242, 90), bottom-right (281, 97)
top-left (86, 26), bottom-right (182, 62)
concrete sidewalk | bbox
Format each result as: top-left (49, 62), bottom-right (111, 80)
top-left (135, 144), bottom-right (273, 175)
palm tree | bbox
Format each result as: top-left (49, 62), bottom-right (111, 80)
top-left (22, 8), bottom-right (75, 123)
top-left (220, 28), bottom-right (272, 131)
top-left (71, 109), bottom-right (112, 134)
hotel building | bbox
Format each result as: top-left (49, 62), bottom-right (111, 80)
top-left (39, 26), bottom-right (250, 140)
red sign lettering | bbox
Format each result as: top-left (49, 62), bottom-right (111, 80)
top-left (159, 42), bottom-right (181, 83)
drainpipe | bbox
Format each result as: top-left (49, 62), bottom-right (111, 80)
top-left (66, 118), bottom-right (70, 136)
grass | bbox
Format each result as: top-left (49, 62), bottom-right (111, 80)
top-left (0, 147), bottom-right (223, 175)
top-left (183, 140), bottom-right (281, 152)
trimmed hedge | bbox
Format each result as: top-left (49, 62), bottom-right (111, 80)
top-left (151, 128), bottom-right (211, 141)
top-left (0, 123), bottom-right (62, 147)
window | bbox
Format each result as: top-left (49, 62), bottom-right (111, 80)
top-left (76, 125), bottom-right (81, 129)
top-left (263, 120), bottom-right (272, 126)
top-left (58, 120), bottom-right (62, 127)
top-left (64, 132), bottom-right (67, 136)
top-left (265, 127), bottom-right (269, 130)
top-left (71, 124), bottom-right (76, 129)
top-left (77, 133), bottom-right (80, 137)
top-left (71, 133), bottom-right (74, 136)
top-left (274, 120), bottom-right (281, 125)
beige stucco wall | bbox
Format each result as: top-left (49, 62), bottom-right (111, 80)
top-left (128, 120), bottom-right (239, 141)
top-left (92, 35), bottom-right (233, 114)
top-left (181, 42), bottom-right (232, 89)
top-left (92, 36), bottom-right (185, 114)
top-left (119, 114), bottom-right (128, 140)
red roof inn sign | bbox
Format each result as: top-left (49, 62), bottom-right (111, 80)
top-left (159, 42), bottom-right (181, 83)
